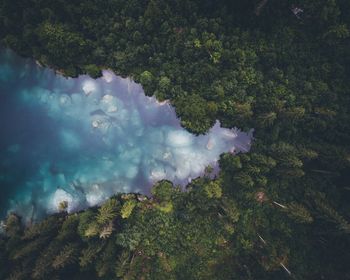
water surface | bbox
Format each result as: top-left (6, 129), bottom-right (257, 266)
top-left (0, 49), bottom-right (252, 222)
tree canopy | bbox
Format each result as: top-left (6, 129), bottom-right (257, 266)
top-left (1, 0), bottom-right (350, 279)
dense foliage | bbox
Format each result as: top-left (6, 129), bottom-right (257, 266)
top-left (1, 0), bottom-right (350, 279)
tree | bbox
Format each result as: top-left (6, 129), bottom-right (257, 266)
top-left (151, 180), bottom-right (174, 202)
top-left (4, 214), bottom-right (22, 238)
top-left (96, 198), bottom-right (120, 225)
top-left (37, 22), bottom-right (88, 69)
top-left (52, 243), bottom-right (78, 269)
top-left (158, 76), bottom-right (171, 92)
top-left (204, 180), bottom-right (222, 199)
top-left (140, 70), bottom-right (154, 87)
top-left (58, 200), bottom-right (68, 212)
top-left (121, 200), bottom-right (137, 219)
top-left (174, 94), bottom-right (215, 134)
top-left (285, 202), bottom-right (313, 224)
top-left (77, 210), bottom-right (96, 238)
top-left (84, 64), bottom-right (101, 78)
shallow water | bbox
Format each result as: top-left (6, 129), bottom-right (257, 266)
top-left (0, 49), bottom-right (253, 223)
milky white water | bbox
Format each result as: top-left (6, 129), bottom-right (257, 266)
top-left (0, 49), bottom-right (253, 223)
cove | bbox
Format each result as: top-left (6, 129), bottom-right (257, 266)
top-left (0, 49), bottom-right (253, 223)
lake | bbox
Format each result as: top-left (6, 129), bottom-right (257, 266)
top-left (0, 49), bottom-right (252, 223)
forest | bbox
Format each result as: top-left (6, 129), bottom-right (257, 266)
top-left (0, 0), bottom-right (350, 279)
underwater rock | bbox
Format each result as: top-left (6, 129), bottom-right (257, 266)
top-left (0, 49), bottom-right (253, 222)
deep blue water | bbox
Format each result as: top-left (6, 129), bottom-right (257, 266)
top-left (0, 49), bottom-right (252, 223)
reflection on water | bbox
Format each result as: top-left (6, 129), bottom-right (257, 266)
top-left (0, 49), bottom-right (253, 223)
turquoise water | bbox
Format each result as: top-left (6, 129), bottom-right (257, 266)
top-left (0, 49), bottom-right (252, 223)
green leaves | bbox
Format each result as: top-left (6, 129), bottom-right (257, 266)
top-left (83, 64), bottom-right (101, 78)
top-left (151, 180), bottom-right (174, 201)
top-left (77, 210), bottom-right (96, 238)
top-left (0, 0), bottom-right (350, 278)
top-left (204, 180), bottom-right (222, 199)
top-left (121, 200), bottom-right (137, 219)
top-left (4, 214), bottom-right (22, 238)
top-left (78, 198), bottom-right (121, 238)
top-left (174, 94), bottom-right (215, 134)
top-left (285, 202), bottom-right (313, 224)
top-left (96, 198), bottom-right (120, 225)
top-left (151, 181), bottom-right (175, 213)
top-left (52, 243), bottom-right (78, 269)
top-left (37, 22), bottom-right (88, 70)
top-left (139, 70), bottom-right (154, 87)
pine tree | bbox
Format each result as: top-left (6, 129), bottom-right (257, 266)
top-left (121, 200), bottom-right (137, 219)
top-left (285, 202), bottom-right (313, 224)
top-left (79, 242), bottom-right (104, 268)
top-left (4, 214), bottom-right (22, 238)
top-left (52, 243), bottom-right (78, 269)
top-left (11, 236), bottom-right (48, 260)
top-left (96, 198), bottom-right (120, 225)
top-left (309, 191), bottom-right (350, 233)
